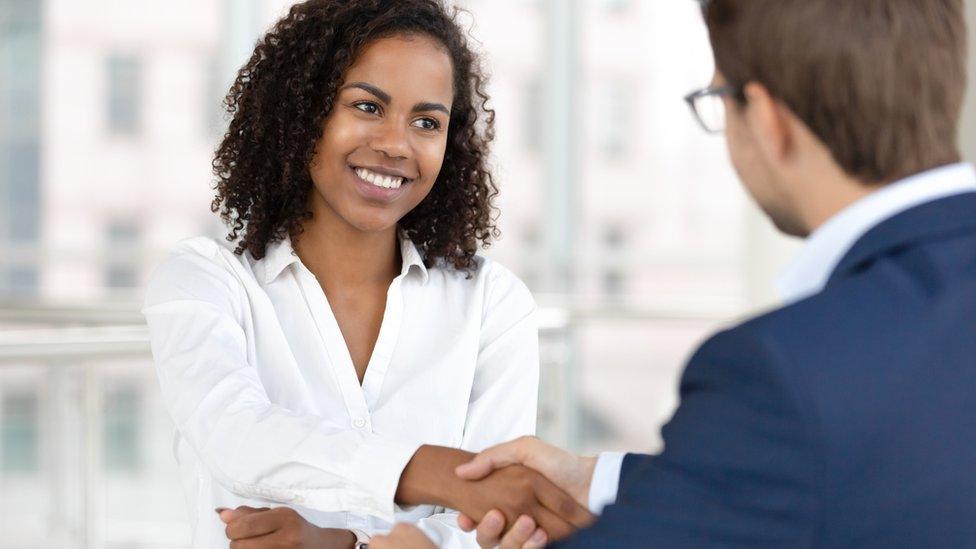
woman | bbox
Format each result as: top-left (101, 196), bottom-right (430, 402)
top-left (143, 1), bottom-right (563, 546)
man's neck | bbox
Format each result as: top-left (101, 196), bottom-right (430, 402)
top-left (791, 159), bottom-right (883, 236)
top-left (801, 181), bottom-right (880, 235)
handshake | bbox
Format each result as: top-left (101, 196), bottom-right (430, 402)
top-left (387, 437), bottom-right (599, 548)
top-left (217, 437), bottom-right (596, 549)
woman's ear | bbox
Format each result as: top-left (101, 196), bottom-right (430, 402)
top-left (742, 82), bottom-right (793, 167)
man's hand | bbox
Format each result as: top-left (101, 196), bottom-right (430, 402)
top-left (396, 445), bottom-right (593, 542)
top-left (458, 510), bottom-right (549, 549)
top-left (455, 436), bottom-right (598, 508)
top-left (466, 462), bottom-right (593, 540)
top-left (369, 523), bottom-right (435, 549)
top-left (218, 506), bottom-right (355, 548)
top-left (451, 436), bottom-right (598, 547)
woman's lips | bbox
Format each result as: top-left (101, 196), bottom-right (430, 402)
top-left (350, 165), bottom-right (410, 203)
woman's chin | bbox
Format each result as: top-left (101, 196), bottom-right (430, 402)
top-left (347, 215), bottom-right (401, 235)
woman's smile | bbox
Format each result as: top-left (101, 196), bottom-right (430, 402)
top-left (350, 164), bottom-right (414, 203)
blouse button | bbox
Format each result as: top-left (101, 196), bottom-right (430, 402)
top-left (352, 417), bottom-right (367, 428)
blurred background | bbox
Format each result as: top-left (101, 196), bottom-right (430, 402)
top-left (1, 0), bottom-right (975, 547)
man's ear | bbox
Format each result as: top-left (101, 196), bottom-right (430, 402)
top-left (742, 82), bottom-right (793, 164)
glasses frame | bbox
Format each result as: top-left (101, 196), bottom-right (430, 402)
top-left (683, 85), bottom-right (744, 134)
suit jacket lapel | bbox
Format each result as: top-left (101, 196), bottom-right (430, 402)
top-left (825, 191), bottom-right (976, 288)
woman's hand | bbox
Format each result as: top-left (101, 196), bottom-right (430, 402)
top-left (218, 506), bottom-right (356, 548)
top-left (369, 523), bottom-right (436, 549)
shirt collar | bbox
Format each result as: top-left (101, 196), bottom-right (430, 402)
top-left (776, 162), bottom-right (976, 304)
top-left (398, 235), bottom-right (430, 285)
top-left (259, 232), bottom-right (429, 285)
top-left (261, 236), bottom-right (301, 284)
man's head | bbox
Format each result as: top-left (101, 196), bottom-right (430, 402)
top-left (700, 0), bottom-right (967, 236)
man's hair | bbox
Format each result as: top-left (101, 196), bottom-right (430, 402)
top-left (704, 0), bottom-right (967, 183)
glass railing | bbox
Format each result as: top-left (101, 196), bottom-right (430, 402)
top-left (0, 301), bottom-right (729, 548)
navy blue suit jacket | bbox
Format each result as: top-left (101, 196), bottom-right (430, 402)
top-left (556, 193), bottom-right (976, 547)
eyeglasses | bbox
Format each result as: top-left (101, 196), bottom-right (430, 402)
top-left (683, 85), bottom-right (742, 134)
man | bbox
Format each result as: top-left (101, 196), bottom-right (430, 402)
top-left (373, 0), bottom-right (976, 547)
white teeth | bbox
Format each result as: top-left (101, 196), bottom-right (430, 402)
top-left (356, 167), bottom-right (404, 190)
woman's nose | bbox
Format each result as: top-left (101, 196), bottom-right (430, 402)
top-left (369, 119), bottom-right (410, 159)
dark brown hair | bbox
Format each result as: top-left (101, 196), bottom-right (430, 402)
top-left (211, 0), bottom-right (498, 271)
top-left (704, 0), bottom-right (967, 183)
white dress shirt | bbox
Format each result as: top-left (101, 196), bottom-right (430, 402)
top-left (586, 162), bottom-right (976, 515)
top-left (142, 235), bottom-right (539, 548)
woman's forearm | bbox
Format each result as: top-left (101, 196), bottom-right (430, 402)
top-left (395, 445), bottom-right (475, 508)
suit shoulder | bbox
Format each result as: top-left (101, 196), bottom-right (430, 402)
top-left (738, 274), bottom-right (922, 353)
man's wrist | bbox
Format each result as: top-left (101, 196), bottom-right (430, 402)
top-left (578, 455), bottom-right (599, 505)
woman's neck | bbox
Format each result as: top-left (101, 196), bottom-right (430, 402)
top-left (293, 212), bottom-right (400, 293)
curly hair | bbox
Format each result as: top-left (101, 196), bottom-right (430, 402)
top-left (211, 0), bottom-right (498, 272)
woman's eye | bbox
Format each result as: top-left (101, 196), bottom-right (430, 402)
top-left (353, 102), bottom-right (380, 115)
top-left (412, 118), bottom-right (441, 131)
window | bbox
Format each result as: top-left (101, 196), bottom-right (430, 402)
top-left (1, 391), bottom-right (40, 474)
top-left (520, 225), bottom-right (541, 291)
top-left (601, 225), bottom-right (626, 296)
top-left (7, 266), bottom-right (38, 293)
top-left (103, 386), bottom-right (141, 472)
top-left (204, 55), bottom-right (225, 136)
top-left (601, 80), bottom-right (634, 158)
top-left (1, 143), bottom-right (40, 297)
top-left (1, 10), bottom-right (41, 139)
top-left (106, 265), bottom-right (137, 289)
top-left (7, 142), bottom-right (40, 243)
top-left (105, 220), bottom-right (141, 289)
top-left (0, 0), bottom-right (41, 298)
top-left (524, 77), bottom-right (543, 153)
top-left (107, 54), bottom-right (142, 135)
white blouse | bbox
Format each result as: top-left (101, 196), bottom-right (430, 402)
top-left (142, 235), bottom-right (539, 548)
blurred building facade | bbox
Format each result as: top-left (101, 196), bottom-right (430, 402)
top-left (2, 1), bottom-right (224, 546)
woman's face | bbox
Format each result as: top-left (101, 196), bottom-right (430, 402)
top-left (308, 34), bottom-right (454, 235)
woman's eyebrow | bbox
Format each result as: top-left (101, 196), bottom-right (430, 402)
top-left (341, 81), bottom-right (391, 104)
top-left (413, 102), bottom-right (450, 116)
top-left (341, 81), bottom-right (450, 116)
